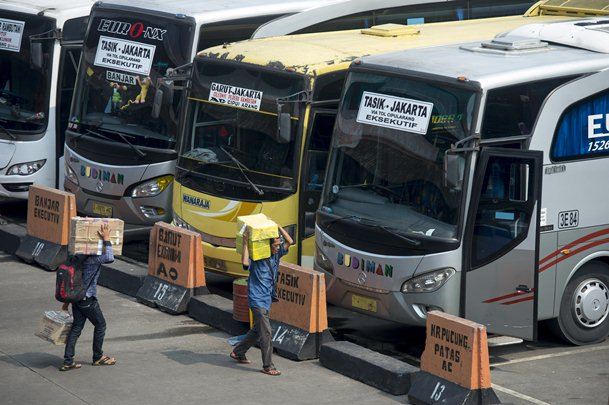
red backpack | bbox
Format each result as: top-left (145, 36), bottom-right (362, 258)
top-left (55, 256), bottom-right (98, 303)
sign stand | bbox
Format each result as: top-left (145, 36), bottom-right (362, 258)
top-left (137, 222), bottom-right (208, 314)
top-left (269, 262), bottom-right (333, 360)
top-left (15, 185), bottom-right (76, 271)
top-left (407, 311), bottom-right (500, 405)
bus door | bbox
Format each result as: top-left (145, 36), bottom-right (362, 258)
top-left (299, 109), bottom-right (336, 267)
top-left (462, 147), bottom-right (542, 340)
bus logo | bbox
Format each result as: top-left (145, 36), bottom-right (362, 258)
top-left (337, 252), bottom-right (393, 278)
top-left (97, 19), bottom-right (166, 41)
top-left (183, 194), bottom-right (210, 210)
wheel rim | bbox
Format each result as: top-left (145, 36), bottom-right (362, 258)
top-left (573, 278), bottom-right (609, 328)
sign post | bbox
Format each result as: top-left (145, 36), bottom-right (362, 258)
top-left (15, 185), bottom-right (76, 270)
top-left (269, 262), bottom-right (333, 360)
top-left (407, 311), bottom-right (500, 404)
top-left (136, 222), bottom-right (208, 314)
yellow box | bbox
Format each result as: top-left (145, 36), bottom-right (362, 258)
top-left (236, 213), bottom-right (278, 241)
top-left (236, 231), bottom-right (271, 261)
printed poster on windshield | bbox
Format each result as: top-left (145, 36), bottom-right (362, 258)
top-left (209, 82), bottom-right (263, 111)
top-left (0, 18), bottom-right (25, 52)
top-left (94, 35), bottom-right (156, 76)
top-left (357, 91), bottom-right (433, 135)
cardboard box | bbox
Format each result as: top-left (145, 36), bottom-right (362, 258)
top-left (27, 184), bottom-right (77, 245)
top-left (35, 311), bottom-right (73, 345)
top-left (236, 214), bottom-right (278, 241)
top-left (236, 231), bottom-right (271, 261)
top-left (68, 217), bottom-right (124, 256)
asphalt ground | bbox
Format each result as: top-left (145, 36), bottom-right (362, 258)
top-left (1, 200), bottom-right (608, 404)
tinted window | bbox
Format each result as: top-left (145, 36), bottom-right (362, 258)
top-left (198, 15), bottom-right (286, 51)
top-left (63, 17), bottom-right (89, 43)
top-left (552, 90), bottom-right (609, 161)
top-left (482, 77), bottom-right (575, 139)
top-left (471, 156), bottom-right (533, 268)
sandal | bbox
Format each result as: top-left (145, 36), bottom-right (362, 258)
top-left (230, 351), bottom-right (252, 364)
top-left (59, 363), bottom-right (81, 372)
top-left (261, 367), bottom-right (281, 376)
top-left (92, 355), bottom-right (116, 366)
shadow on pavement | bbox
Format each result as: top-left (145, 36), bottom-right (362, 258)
top-left (0, 352), bottom-right (64, 370)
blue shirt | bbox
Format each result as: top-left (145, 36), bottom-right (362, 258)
top-left (81, 242), bottom-right (115, 298)
top-left (247, 244), bottom-right (287, 311)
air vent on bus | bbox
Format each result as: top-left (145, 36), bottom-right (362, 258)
top-left (481, 36), bottom-right (549, 51)
top-left (539, 0), bottom-right (609, 17)
top-left (361, 24), bottom-right (420, 37)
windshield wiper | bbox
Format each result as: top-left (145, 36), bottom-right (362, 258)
top-left (375, 224), bottom-right (421, 247)
top-left (0, 121), bottom-right (17, 140)
top-left (220, 146), bottom-right (263, 196)
top-left (323, 214), bottom-right (360, 231)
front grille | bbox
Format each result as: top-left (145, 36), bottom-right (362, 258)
top-left (2, 183), bottom-right (32, 192)
top-left (340, 278), bottom-right (391, 294)
top-left (199, 229), bottom-right (236, 248)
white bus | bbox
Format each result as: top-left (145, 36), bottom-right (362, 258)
top-left (315, 18), bottom-right (609, 345)
top-left (0, 0), bottom-right (95, 198)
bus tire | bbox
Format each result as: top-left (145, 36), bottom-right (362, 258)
top-left (551, 262), bottom-right (609, 345)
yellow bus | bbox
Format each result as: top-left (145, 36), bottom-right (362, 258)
top-left (172, 0), bottom-right (609, 277)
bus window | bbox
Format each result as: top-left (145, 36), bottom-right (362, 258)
top-left (374, 3), bottom-right (461, 26)
top-left (294, 11), bottom-right (373, 34)
top-left (467, 0), bottom-right (535, 19)
top-left (481, 76), bottom-right (578, 139)
top-left (472, 156), bottom-right (533, 268)
top-left (551, 90), bottom-right (609, 162)
top-left (57, 48), bottom-right (81, 151)
top-left (198, 15), bottom-right (285, 50)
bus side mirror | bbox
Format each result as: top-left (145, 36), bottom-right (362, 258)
top-left (151, 89), bottom-right (163, 119)
top-left (30, 42), bottom-right (43, 70)
top-left (444, 153), bottom-right (465, 191)
top-left (278, 112), bottom-right (292, 144)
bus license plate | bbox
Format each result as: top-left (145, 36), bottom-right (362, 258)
top-left (351, 294), bottom-right (377, 313)
top-left (92, 202), bottom-right (113, 217)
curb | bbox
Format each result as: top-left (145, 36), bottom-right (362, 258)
top-left (0, 222), bottom-right (26, 256)
top-left (320, 340), bottom-right (418, 395)
top-left (99, 258), bottom-right (148, 297)
top-left (188, 294), bottom-right (249, 337)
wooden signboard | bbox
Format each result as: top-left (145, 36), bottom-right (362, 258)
top-left (269, 262), bottom-right (332, 360)
top-left (26, 185), bottom-right (76, 245)
top-left (137, 222), bottom-right (207, 314)
top-left (408, 311), bottom-right (500, 405)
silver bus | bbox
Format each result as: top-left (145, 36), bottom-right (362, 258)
top-left (62, 0), bottom-right (343, 232)
top-left (0, 0), bottom-right (94, 198)
top-left (315, 18), bottom-right (609, 345)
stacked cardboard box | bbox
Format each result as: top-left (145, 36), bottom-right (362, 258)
top-left (68, 217), bottom-right (124, 255)
top-left (235, 213), bottom-right (278, 260)
top-left (35, 311), bottom-right (73, 345)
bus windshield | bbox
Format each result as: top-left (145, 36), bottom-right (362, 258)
top-left (177, 59), bottom-right (306, 199)
top-left (70, 11), bottom-right (193, 149)
top-left (322, 72), bottom-right (477, 241)
top-left (0, 12), bottom-right (54, 136)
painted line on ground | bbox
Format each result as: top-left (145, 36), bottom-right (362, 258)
top-left (492, 344), bottom-right (609, 367)
top-left (492, 383), bottom-right (551, 405)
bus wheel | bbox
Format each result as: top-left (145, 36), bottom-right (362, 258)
top-left (552, 262), bottom-right (609, 345)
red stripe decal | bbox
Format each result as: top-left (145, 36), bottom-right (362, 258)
top-left (539, 227), bottom-right (609, 265)
top-left (484, 288), bottom-right (535, 304)
top-left (501, 295), bottom-right (534, 305)
top-left (539, 237), bottom-right (609, 273)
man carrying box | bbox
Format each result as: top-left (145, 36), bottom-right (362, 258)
top-left (230, 223), bottom-right (294, 376)
top-left (59, 224), bottom-right (116, 371)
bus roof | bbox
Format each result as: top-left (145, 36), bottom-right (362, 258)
top-left (198, 14), bottom-right (573, 77)
top-left (94, 0), bottom-right (344, 25)
top-left (0, 0), bottom-right (95, 22)
top-left (356, 19), bottom-right (609, 90)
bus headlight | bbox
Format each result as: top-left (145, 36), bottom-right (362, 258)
top-left (401, 268), bottom-right (455, 293)
top-left (315, 245), bottom-right (334, 274)
top-left (65, 163), bottom-right (79, 185)
top-left (131, 175), bottom-right (173, 198)
top-left (172, 212), bottom-right (193, 231)
top-left (6, 159), bottom-right (46, 176)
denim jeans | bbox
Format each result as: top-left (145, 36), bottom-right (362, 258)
top-left (64, 296), bottom-right (106, 365)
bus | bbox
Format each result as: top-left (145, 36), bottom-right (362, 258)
top-left (171, 0), bottom-right (603, 279)
top-left (315, 18), bottom-right (609, 345)
top-left (62, 0), bottom-right (344, 233)
top-left (0, 0), bottom-right (94, 198)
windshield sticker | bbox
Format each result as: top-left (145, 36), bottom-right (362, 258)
top-left (357, 91), bottom-right (433, 135)
top-left (97, 19), bottom-right (166, 41)
top-left (94, 36), bottom-right (156, 75)
top-left (209, 82), bottom-right (263, 111)
top-left (106, 70), bottom-right (137, 86)
top-left (0, 18), bottom-right (25, 52)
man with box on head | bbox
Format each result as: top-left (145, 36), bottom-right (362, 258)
top-left (231, 223), bottom-right (294, 376)
top-left (60, 224), bottom-right (116, 371)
